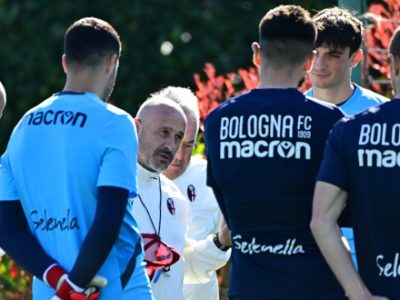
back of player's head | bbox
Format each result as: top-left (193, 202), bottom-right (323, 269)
top-left (390, 27), bottom-right (400, 59)
top-left (313, 7), bottom-right (363, 56)
top-left (155, 86), bottom-right (200, 132)
top-left (64, 17), bottom-right (121, 68)
top-left (258, 5), bottom-right (316, 68)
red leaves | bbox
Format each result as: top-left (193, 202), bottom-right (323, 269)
top-left (365, 0), bottom-right (400, 96)
top-left (193, 61), bottom-right (312, 129)
top-left (193, 62), bottom-right (260, 128)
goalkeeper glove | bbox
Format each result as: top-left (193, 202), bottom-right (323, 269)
top-left (44, 264), bottom-right (107, 300)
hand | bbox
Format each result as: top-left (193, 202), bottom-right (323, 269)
top-left (217, 217), bottom-right (231, 247)
top-left (45, 264), bottom-right (107, 300)
top-left (51, 277), bottom-right (106, 300)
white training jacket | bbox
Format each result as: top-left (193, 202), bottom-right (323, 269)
top-left (172, 155), bottom-right (224, 300)
top-left (131, 164), bottom-right (230, 300)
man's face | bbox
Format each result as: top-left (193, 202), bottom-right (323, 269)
top-left (163, 113), bottom-right (197, 180)
top-left (308, 45), bottom-right (354, 90)
top-left (138, 106), bottom-right (186, 173)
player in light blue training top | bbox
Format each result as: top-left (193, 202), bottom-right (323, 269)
top-left (0, 17), bottom-right (152, 300)
top-left (306, 82), bottom-right (388, 116)
top-left (305, 7), bottom-right (389, 268)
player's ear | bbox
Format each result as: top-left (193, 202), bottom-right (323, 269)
top-left (351, 49), bottom-right (363, 68)
top-left (252, 42), bottom-right (261, 67)
top-left (61, 54), bottom-right (68, 74)
top-left (134, 118), bottom-right (142, 129)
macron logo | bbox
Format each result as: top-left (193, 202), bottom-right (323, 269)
top-left (21, 110), bottom-right (87, 128)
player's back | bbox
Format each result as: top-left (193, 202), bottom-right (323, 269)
top-left (205, 88), bottom-right (346, 299)
top-left (8, 91), bottom-right (131, 248)
top-left (322, 99), bottom-right (400, 297)
top-left (4, 91), bottom-right (145, 298)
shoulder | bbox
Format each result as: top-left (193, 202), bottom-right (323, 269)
top-left (160, 174), bottom-right (186, 200)
top-left (336, 103), bottom-right (385, 130)
top-left (103, 103), bottom-right (135, 125)
top-left (176, 155), bottom-right (207, 183)
top-left (304, 95), bottom-right (344, 118)
top-left (187, 155), bottom-right (207, 170)
top-left (304, 95), bottom-right (339, 110)
top-left (104, 103), bottom-right (131, 117)
top-left (14, 95), bottom-right (58, 129)
top-left (353, 84), bottom-right (389, 104)
top-left (206, 91), bottom-right (252, 120)
top-left (101, 104), bottom-right (136, 134)
top-left (24, 95), bottom-right (58, 114)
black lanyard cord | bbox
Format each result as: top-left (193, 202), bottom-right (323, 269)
top-left (138, 175), bottom-right (162, 237)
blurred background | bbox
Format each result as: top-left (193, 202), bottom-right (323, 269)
top-left (1, 0), bottom-right (395, 150)
top-left (0, 0), bottom-right (342, 151)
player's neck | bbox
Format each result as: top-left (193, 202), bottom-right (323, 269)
top-left (258, 70), bottom-right (303, 89)
top-left (63, 74), bottom-right (104, 99)
top-left (393, 78), bottom-right (400, 99)
top-left (312, 82), bottom-right (354, 105)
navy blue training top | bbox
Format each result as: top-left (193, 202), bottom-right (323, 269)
top-left (318, 99), bottom-right (400, 299)
top-left (205, 88), bottom-right (346, 299)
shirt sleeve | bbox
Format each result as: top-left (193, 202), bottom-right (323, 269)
top-left (97, 114), bottom-right (138, 194)
top-left (183, 235), bottom-right (231, 284)
top-left (0, 151), bottom-right (19, 201)
top-left (317, 120), bottom-right (349, 191)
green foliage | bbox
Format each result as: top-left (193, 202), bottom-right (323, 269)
top-left (0, 255), bottom-right (31, 300)
top-left (0, 0), bottom-right (335, 152)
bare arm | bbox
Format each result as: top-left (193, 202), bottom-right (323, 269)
top-left (310, 181), bottom-right (388, 300)
top-left (216, 217), bottom-right (231, 247)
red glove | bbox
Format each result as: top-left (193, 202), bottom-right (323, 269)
top-left (44, 264), bottom-right (101, 300)
top-left (44, 264), bottom-right (68, 291)
top-left (70, 287), bottom-right (100, 300)
top-left (51, 280), bottom-right (100, 300)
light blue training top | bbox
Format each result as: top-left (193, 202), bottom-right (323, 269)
top-left (305, 83), bottom-right (389, 116)
top-left (0, 91), bottom-right (152, 299)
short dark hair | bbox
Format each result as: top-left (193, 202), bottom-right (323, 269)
top-left (259, 5), bottom-right (316, 67)
top-left (390, 27), bottom-right (400, 59)
top-left (64, 17), bottom-right (121, 67)
top-left (313, 7), bottom-right (363, 56)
